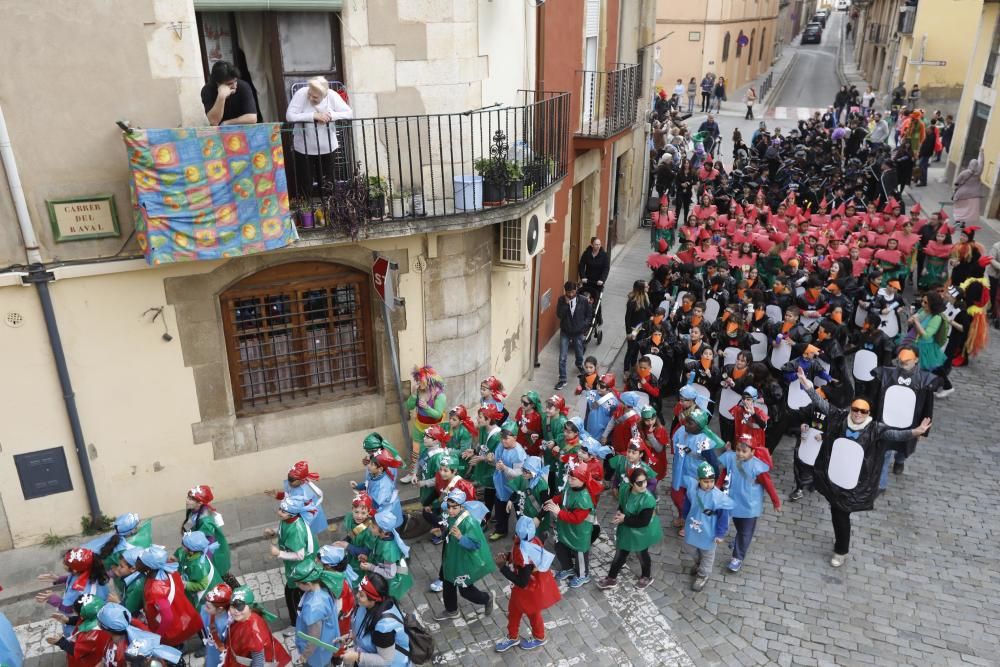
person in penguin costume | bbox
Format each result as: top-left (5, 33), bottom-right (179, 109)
top-left (794, 367), bottom-right (931, 568)
top-left (871, 346), bottom-right (939, 487)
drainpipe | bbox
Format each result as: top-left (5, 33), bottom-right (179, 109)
top-left (0, 102), bottom-right (103, 525)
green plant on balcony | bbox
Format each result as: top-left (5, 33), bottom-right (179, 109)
top-left (474, 130), bottom-right (513, 205)
top-left (367, 176), bottom-right (388, 218)
top-left (506, 162), bottom-right (525, 201)
top-left (524, 155), bottom-right (555, 190)
top-left (291, 195), bottom-right (315, 229)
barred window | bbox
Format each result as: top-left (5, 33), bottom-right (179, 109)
top-left (220, 262), bottom-right (375, 415)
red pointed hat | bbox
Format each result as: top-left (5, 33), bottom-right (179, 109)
top-left (910, 203), bottom-right (921, 214)
top-left (288, 460), bottom-right (319, 481)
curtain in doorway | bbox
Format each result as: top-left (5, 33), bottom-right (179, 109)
top-left (235, 13), bottom-right (277, 122)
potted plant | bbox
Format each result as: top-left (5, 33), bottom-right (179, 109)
top-left (292, 196), bottom-right (314, 229)
top-left (321, 166), bottom-right (372, 241)
top-left (524, 155), bottom-right (555, 190)
top-left (474, 130), bottom-right (513, 206)
top-left (506, 162), bottom-right (525, 201)
top-left (367, 176), bottom-right (387, 218)
top-left (390, 188), bottom-right (410, 218)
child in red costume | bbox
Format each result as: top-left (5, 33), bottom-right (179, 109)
top-left (729, 387), bottom-right (772, 467)
top-left (224, 587), bottom-right (290, 667)
top-left (135, 546), bottom-right (203, 646)
top-left (494, 517), bottom-right (561, 652)
top-left (638, 405), bottom-right (669, 482)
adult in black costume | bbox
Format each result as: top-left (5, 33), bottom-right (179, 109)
top-left (794, 367), bottom-right (931, 567)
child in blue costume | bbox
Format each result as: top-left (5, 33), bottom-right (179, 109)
top-left (671, 408), bottom-right (724, 533)
top-left (717, 439), bottom-right (781, 573)
top-left (583, 373), bottom-right (619, 441)
top-left (351, 450), bottom-right (404, 529)
top-left (488, 420), bottom-right (528, 540)
top-left (267, 460), bottom-right (328, 537)
top-left (200, 583), bottom-right (232, 667)
top-left (683, 461), bottom-right (734, 592)
top-left (289, 560), bottom-right (342, 667)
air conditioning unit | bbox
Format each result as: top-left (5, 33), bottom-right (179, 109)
top-left (497, 202), bottom-right (547, 267)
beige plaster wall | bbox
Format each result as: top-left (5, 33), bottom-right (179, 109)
top-left (0, 0), bottom-right (205, 267)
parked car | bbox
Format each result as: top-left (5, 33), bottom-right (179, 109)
top-left (802, 25), bottom-right (823, 44)
top-left (811, 13), bottom-right (828, 28)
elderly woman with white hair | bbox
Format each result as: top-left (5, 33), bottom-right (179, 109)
top-left (285, 76), bottom-right (354, 197)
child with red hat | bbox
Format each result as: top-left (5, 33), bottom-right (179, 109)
top-left (264, 461), bottom-right (327, 536)
top-left (544, 463), bottom-right (602, 588)
top-left (183, 485), bottom-right (230, 578)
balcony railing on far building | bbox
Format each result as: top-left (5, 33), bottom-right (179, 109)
top-left (576, 63), bottom-right (641, 139)
top-left (282, 91), bottom-right (569, 235)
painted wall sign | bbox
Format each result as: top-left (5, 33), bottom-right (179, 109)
top-left (47, 194), bottom-right (120, 242)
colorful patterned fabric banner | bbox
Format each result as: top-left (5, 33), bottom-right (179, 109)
top-left (124, 124), bottom-right (298, 265)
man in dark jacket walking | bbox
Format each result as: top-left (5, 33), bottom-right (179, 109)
top-left (879, 160), bottom-right (898, 202)
top-left (555, 281), bottom-right (593, 390)
top-left (916, 126), bottom-right (936, 186)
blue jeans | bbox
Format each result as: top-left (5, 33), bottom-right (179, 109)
top-left (732, 517), bottom-right (758, 561)
top-left (558, 332), bottom-right (585, 382)
top-left (879, 449), bottom-right (907, 490)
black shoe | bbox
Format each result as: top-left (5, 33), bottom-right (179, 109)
top-left (554, 380), bottom-right (567, 390)
top-left (892, 461), bottom-right (904, 475)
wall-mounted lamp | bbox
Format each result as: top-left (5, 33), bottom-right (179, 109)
top-left (143, 307), bottom-right (173, 342)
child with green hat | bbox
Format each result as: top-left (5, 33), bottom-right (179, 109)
top-left (683, 461), bottom-right (734, 592)
top-left (432, 490), bottom-right (497, 621)
top-left (288, 561), bottom-right (344, 667)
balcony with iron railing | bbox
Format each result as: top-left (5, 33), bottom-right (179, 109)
top-left (123, 91), bottom-right (569, 258)
top-left (281, 91), bottom-right (569, 241)
top-left (575, 63), bottom-right (642, 140)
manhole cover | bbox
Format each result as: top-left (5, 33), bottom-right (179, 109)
top-left (4, 312), bottom-right (24, 328)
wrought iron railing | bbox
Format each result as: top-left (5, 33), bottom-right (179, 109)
top-left (576, 63), bottom-right (641, 138)
top-left (281, 91), bottom-right (569, 232)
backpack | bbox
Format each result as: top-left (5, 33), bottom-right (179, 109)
top-left (381, 609), bottom-right (435, 664)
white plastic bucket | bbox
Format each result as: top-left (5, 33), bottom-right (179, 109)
top-left (453, 175), bottom-right (482, 210)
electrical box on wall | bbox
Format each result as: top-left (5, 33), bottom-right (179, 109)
top-left (14, 447), bottom-right (73, 500)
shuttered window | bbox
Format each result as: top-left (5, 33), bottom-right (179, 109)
top-left (585, 0), bottom-right (601, 38)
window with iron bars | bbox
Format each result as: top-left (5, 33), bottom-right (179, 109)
top-left (220, 262), bottom-right (375, 415)
top-left (985, 11), bottom-right (1000, 87)
top-left (498, 219), bottom-right (523, 264)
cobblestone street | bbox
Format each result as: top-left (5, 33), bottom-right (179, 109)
top-left (7, 331), bottom-right (1000, 666)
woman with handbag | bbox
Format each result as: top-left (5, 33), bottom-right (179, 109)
top-left (744, 87), bottom-right (757, 120)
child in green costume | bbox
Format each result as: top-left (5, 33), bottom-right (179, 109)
top-left (263, 495), bottom-right (317, 628)
top-left (506, 455), bottom-right (552, 540)
top-left (607, 437), bottom-right (658, 498)
top-left (109, 546), bottom-right (146, 615)
top-left (183, 485), bottom-right (230, 577)
top-left (540, 395), bottom-right (569, 489)
top-left (544, 464), bottom-right (601, 589)
top-left (445, 405), bottom-right (478, 474)
top-left (175, 530), bottom-right (224, 609)
top-left (597, 467), bottom-right (663, 590)
top-left (354, 510), bottom-right (412, 601)
top-left (431, 490), bottom-right (497, 621)
top-left (416, 425), bottom-right (450, 508)
top-left (467, 404), bottom-right (504, 505)
top-left (332, 493), bottom-right (377, 587)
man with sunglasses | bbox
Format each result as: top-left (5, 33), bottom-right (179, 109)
top-left (795, 367), bottom-right (931, 568)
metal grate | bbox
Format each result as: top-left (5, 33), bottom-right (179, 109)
top-left (221, 269), bottom-right (374, 414)
top-left (5, 312), bottom-right (24, 328)
top-left (499, 219), bottom-right (523, 264)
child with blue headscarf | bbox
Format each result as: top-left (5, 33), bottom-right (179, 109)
top-left (494, 516), bottom-right (561, 653)
top-left (174, 530), bottom-right (223, 609)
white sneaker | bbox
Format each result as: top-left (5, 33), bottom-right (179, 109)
top-left (399, 472), bottom-right (417, 484)
top-left (282, 625), bottom-right (297, 637)
top-left (934, 388), bottom-right (954, 399)
top-left (830, 553), bottom-right (847, 568)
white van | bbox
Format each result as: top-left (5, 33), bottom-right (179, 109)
top-left (836, 0), bottom-right (850, 10)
